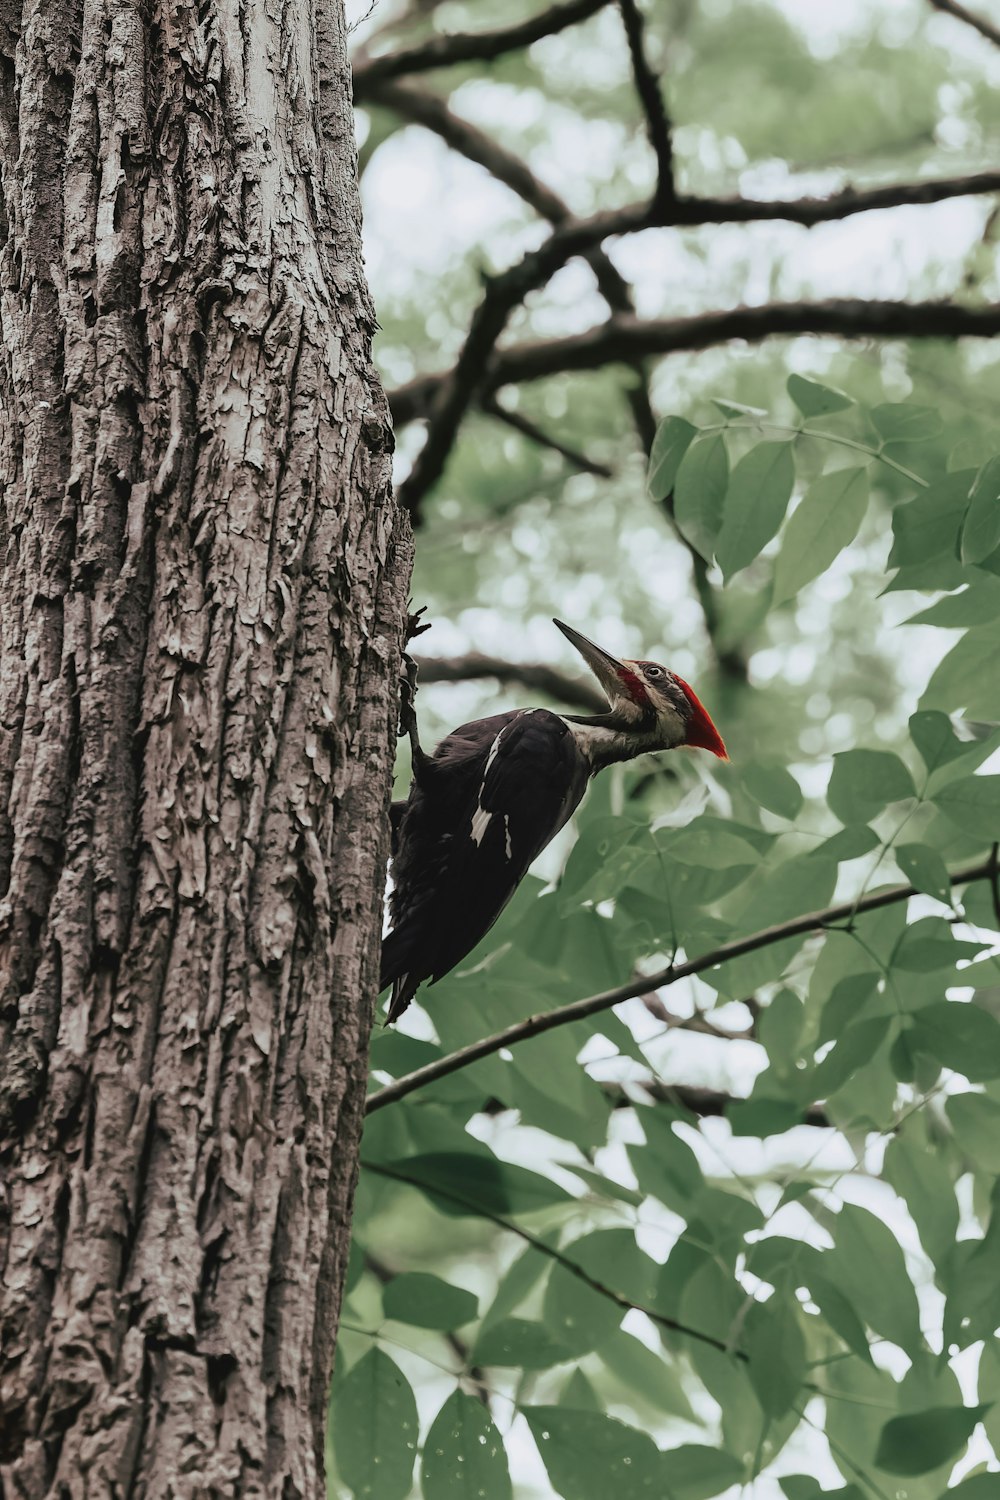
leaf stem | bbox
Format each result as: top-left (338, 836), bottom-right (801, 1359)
top-left (703, 419), bottom-right (930, 488)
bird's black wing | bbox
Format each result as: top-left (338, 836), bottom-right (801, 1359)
top-left (381, 709), bottom-right (588, 1017)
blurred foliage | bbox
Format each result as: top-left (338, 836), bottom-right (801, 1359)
top-left (337, 0), bottom-right (1000, 1496)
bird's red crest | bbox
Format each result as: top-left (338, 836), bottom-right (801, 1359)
top-left (674, 676), bottom-right (729, 760)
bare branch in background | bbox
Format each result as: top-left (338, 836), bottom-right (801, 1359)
top-left (391, 163), bottom-right (1000, 512)
top-left (352, 0), bottom-right (610, 95)
top-left (481, 393), bottom-right (613, 477)
top-left (928, 0), bottom-right (1000, 48)
top-left (617, 0), bottom-right (675, 204)
top-left (600, 1079), bottom-right (829, 1126)
top-left (414, 652), bottom-right (607, 712)
top-left (390, 297), bottom-right (1000, 420)
top-left (364, 80), bottom-right (642, 320)
top-left (365, 854), bottom-right (997, 1112)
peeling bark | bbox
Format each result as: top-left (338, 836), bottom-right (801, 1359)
top-left (0, 0), bottom-right (409, 1493)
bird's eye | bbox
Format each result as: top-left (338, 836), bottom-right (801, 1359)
top-left (644, 665), bottom-right (664, 679)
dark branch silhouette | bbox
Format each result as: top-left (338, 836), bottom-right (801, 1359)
top-left (928, 0), bottom-right (1000, 48)
top-left (413, 652), bottom-right (607, 712)
top-left (480, 394), bottom-right (614, 476)
top-left (365, 855), bottom-right (996, 1113)
top-left (617, 0), bottom-right (675, 203)
top-left (390, 298), bottom-right (1000, 423)
top-left (352, 0), bottom-right (610, 95)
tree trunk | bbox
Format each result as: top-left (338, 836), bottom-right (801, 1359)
top-left (0, 1), bottom-right (409, 1493)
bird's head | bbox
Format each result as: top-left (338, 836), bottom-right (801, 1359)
top-left (554, 619), bottom-right (728, 760)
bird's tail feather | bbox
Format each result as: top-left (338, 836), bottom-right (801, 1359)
top-left (380, 925), bottom-right (421, 1023)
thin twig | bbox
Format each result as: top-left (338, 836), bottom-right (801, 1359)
top-left (481, 393), bottom-right (613, 477)
top-left (363, 1159), bottom-right (745, 1358)
top-left (617, 0), bottom-right (674, 203)
top-left (366, 855), bottom-right (996, 1113)
top-left (390, 298), bottom-right (1000, 422)
top-left (352, 0), bottom-right (610, 95)
top-left (928, 0), bottom-right (1000, 47)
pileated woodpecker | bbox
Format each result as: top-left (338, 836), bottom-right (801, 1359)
top-left (380, 619), bottom-right (727, 1022)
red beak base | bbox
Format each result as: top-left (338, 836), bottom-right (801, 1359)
top-left (675, 677), bottom-right (729, 761)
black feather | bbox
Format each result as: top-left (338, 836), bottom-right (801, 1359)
top-left (380, 708), bottom-right (589, 1020)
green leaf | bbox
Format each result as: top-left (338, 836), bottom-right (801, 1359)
top-left (826, 1203), bottom-right (923, 1356)
top-left (663, 818), bottom-right (764, 870)
top-left (942, 1474), bottom-right (1000, 1500)
top-left (871, 403), bottom-right (943, 443)
top-left (665, 1445), bottom-right (746, 1500)
top-left (382, 1152), bottom-right (571, 1217)
top-left (674, 434), bottom-right (729, 560)
top-left (811, 1016), bottom-right (891, 1099)
top-left (712, 397), bottom-right (768, 418)
top-left (961, 456), bottom-right (1000, 565)
top-left (908, 1002), bottom-right (1000, 1082)
top-left (714, 440), bottom-right (795, 579)
top-left (910, 710), bottom-right (987, 778)
top-left (560, 1368), bottom-right (603, 1412)
top-left (382, 1273), bottom-right (479, 1331)
top-left (329, 1349), bottom-right (418, 1500)
top-left (889, 472), bottom-right (973, 569)
top-left (812, 825), bottom-right (881, 862)
top-left (743, 1297), bottom-right (806, 1417)
top-left (648, 416), bottom-right (697, 501)
top-left (884, 1127), bottom-right (959, 1269)
top-left (473, 1317), bottom-right (571, 1369)
top-left (743, 761), bottom-right (803, 820)
top-left (896, 843), bottom-right (952, 904)
top-left (598, 1329), bottom-right (697, 1421)
top-left (946, 1093), bottom-right (1000, 1172)
top-left (922, 621), bottom-right (1000, 720)
top-left (873, 1404), bottom-right (988, 1476)
top-left (523, 1406), bottom-right (664, 1500)
top-left (773, 467), bottom-right (869, 604)
top-left (542, 1231), bottom-right (636, 1356)
top-left (806, 1273), bottom-right (874, 1363)
top-left (787, 374), bottom-right (853, 417)
top-left (827, 749), bottom-right (915, 825)
top-left (420, 1390), bottom-right (512, 1500)
top-left (933, 776), bottom-right (1000, 840)
top-left (905, 578), bottom-right (1000, 627)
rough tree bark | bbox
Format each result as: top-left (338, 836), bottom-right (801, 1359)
top-left (0, 0), bottom-right (409, 1494)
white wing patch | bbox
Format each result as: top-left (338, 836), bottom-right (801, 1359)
top-left (469, 721), bottom-right (511, 848)
top-left (503, 814), bottom-right (513, 860)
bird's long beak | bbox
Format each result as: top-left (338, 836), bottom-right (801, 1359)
top-left (553, 619), bottom-right (637, 708)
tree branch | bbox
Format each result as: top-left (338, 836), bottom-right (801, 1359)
top-left (617, 0), bottom-right (674, 203)
top-left (600, 1079), bottom-right (829, 1126)
top-left (362, 1159), bottom-right (744, 1357)
top-left (928, 0), bottom-right (1000, 48)
top-left (390, 298), bottom-right (1000, 422)
top-left (363, 80), bottom-right (641, 318)
top-left (352, 0), bottom-right (611, 95)
top-left (390, 164), bottom-right (1000, 507)
top-left (481, 393), bottom-right (613, 477)
top-left (413, 652), bottom-right (607, 712)
top-left (365, 855), bottom-right (996, 1113)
